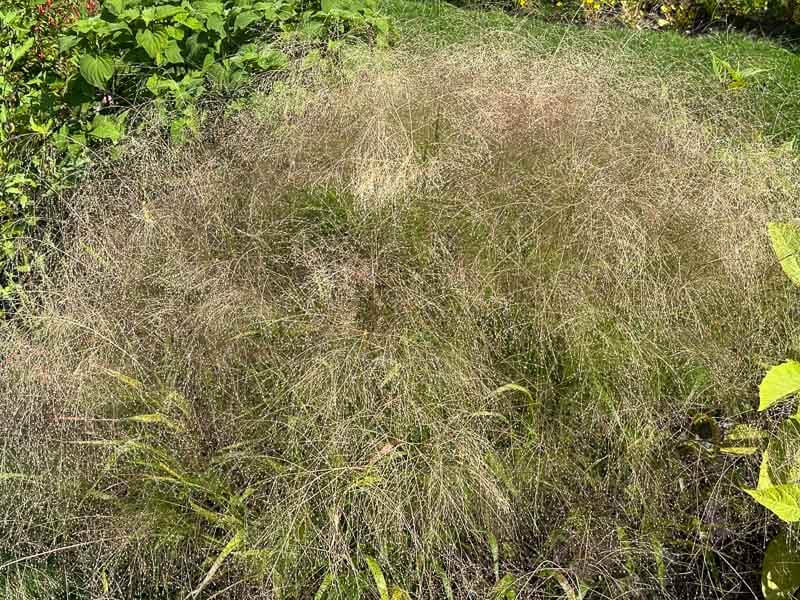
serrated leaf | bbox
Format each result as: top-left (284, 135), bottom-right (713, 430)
top-left (365, 556), bottom-right (389, 600)
top-left (769, 222), bottom-right (800, 287)
top-left (256, 48), bottom-right (288, 70)
top-left (206, 13), bottom-right (225, 35)
top-left (760, 361), bottom-right (800, 411)
top-left (763, 532), bottom-right (800, 600)
top-left (175, 13), bottom-right (204, 30)
top-left (79, 54), bottom-right (114, 89)
top-left (745, 483), bottom-right (800, 522)
top-left (192, 0), bottom-right (225, 15)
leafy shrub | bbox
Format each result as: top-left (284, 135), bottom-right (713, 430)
top-left (455, 0), bottom-right (799, 31)
top-left (0, 0), bottom-right (389, 303)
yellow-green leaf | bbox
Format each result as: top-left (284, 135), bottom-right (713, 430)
top-left (365, 556), bottom-right (389, 600)
top-left (745, 484), bottom-right (800, 522)
top-left (760, 361), bottom-right (800, 411)
top-left (769, 222), bottom-right (800, 287)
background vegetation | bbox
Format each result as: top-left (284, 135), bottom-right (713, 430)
top-left (2, 0), bottom-right (800, 598)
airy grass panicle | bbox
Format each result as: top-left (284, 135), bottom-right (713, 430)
top-left (1, 36), bottom-right (799, 598)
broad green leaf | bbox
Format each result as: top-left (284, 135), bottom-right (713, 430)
top-left (79, 54), bottom-right (114, 89)
top-left (763, 532), bottom-right (800, 600)
top-left (234, 10), bottom-right (261, 31)
top-left (256, 48), bottom-right (288, 70)
top-left (205, 13), bottom-right (226, 35)
top-left (154, 5), bottom-right (185, 19)
top-left (745, 483), bottom-right (800, 522)
top-left (769, 222), bottom-right (800, 287)
top-left (192, 0), bottom-right (225, 15)
top-left (136, 29), bottom-right (170, 64)
top-left (104, 0), bottom-right (126, 16)
top-left (89, 113), bottom-right (126, 143)
top-left (365, 556), bottom-right (389, 600)
top-left (163, 40), bottom-right (184, 64)
top-left (174, 12), bottom-right (204, 30)
top-left (760, 361), bottom-right (800, 411)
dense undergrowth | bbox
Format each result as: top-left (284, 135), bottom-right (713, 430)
top-left (0, 0), bottom-right (388, 302)
top-left (2, 27), bottom-right (800, 597)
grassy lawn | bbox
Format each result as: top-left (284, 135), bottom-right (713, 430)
top-left (2, 2), bottom-right (800, 599)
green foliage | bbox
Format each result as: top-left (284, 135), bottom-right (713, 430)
top-left (740, 222), bottom-right (800, 598)
top-left (711, 53), bottom-right (769, 90)
top-left (0, 0), bottom-right (389, 304)
top-left (762, 533), bottom-right (800, 600)
top-left (454, 0), bottom-right (800, 30)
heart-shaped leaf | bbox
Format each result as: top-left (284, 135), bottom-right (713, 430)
top-left (79, 54), bottom-right (114, 89)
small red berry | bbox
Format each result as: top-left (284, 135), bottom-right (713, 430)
top-left (37, 4), bottom-right (46, 14)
